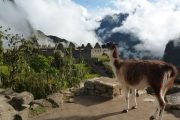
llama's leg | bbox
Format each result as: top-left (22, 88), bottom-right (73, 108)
top-left (132, 89), bottom-right (137, 109)
top-left (158, 88), bottom-right (167, 120)
top-left (153, 91), bottom-right (166, 120)
top-left (150, 107), bottom-right (159, 120)
top-left (123, 87), bottom-right (130, 113)
top-left (150, 89), bottom-right (165, 120)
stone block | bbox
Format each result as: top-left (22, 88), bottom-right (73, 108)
top-left (84, 77), bottom-right (121, 98)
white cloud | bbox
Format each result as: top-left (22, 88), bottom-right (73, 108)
top-left (0, 0), bottom-right (32, 36)
top-left (2, 0), bottom-right (180, 57)
top-left (18, 0), bottom-right (101, 45)
top-left (0, 0), bottom-right (100, 46)
top-left (112, 0), bottom-right (180, 57)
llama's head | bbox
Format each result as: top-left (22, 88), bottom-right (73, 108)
top-left (102, 42), bottom-right (118, 50)
top-left (102, 42), bottom-right (119, 59)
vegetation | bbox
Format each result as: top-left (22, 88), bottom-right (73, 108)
top-left (0, 26), bottom-right (98, 99)
top-left (92, 58), bottom-right (114, 78)
top-left (30, 106), bottom-right (46, 116)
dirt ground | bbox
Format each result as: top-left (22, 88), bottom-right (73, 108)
top-left (30, 94), bottom-right (180, 120)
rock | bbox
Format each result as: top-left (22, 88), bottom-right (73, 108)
top-left (84, 77), bottom-right (121, 98)
top-left (75, 88), bottom-right (85, 96)
top-left (167, 85), bottom-right (180, 94)
top-left (68, 98), bottom-right (74, 103)
top-left (143, 98), bottom-right (155, 103)
top-left (62, 90), bottom-right (74, 97)
top-left (31, 104), bottom-right (40, 110)
top-left (22, 104), bottom-right (30, 108)
top-left (0, 88), bottom-right (18, 101)
top-left (46, 93), bottom-right (63, 108)
top-left (166, 92), bottom-right (180, 109)
top-left (0, 94), bottom-right (8, 102)
top-left (79, 82), bottom-right (84, 88)
top-left (18, 108), bottom-right (29, 120)
top-left (0, 88), bottom-right (15, 96)
top-left (10, 91), bottom-right (34, 111)
top-left (146, 87), bottom-right (155, 95)
top-left (0, 88), bottom-right (5, 93)
top-left (32, 99), bottom-right (52, 108)
top-left (84, 80), bottom-right (95, 90)
top-left (136, 90), bottom-right (147, 97)
top-left (0, 101), bottom-right (17, 120)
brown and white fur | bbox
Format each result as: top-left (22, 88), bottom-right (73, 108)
top-left (102, 42), bottom-right (177, 120)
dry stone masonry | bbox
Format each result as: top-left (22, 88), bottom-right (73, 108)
top-left (84, 77), bottom-right (122, 98)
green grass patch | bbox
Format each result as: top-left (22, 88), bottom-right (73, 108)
top-left (29, 106), bottom-right (46, 116)
top-left (84, 73), bottom-right (100, 79)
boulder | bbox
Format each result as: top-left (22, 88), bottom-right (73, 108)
top-left (84, 81), bottom-right (95, 90)
top-left (0, 94), bottom-right (8, 102)
top-left (46, 93), bottom-right (63, 108)
top-left (0, 101), bottom-right (17, 120)
top-left (18, 108), bottom-right (29, 120)
top-left (10, 91), bottom-right (34, 111)
top-left (136, 89), bottom-right (147, 97)
top-left (31, 104), bottom-right (40, 110)
top-left (0, 88), bottom-right (5, 93)
top-left (31, 99), bottom-right (52, 108)
top-left (166, 92), bottom-right (180, 109)
top-left (62, 89), bottom-right (74, 97)
top-left (84, 77), bottom-right (121, 98)
top-left (0, 88), bottom-right (14, 95)
top-left (68, 98), bottom-right (74, 103)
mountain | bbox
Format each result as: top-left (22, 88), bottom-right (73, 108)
top-left (47, 35), bottom-right (68, 44)
top-left (96, 13), bottom-right (157, 59)
top-left (31, 30), bottom-right (70, 47)
top-left (163, 38), bottom-right (180, 67)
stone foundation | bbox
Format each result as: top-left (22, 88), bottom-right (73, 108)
top-left (84, 77), bottom-right (122, 98)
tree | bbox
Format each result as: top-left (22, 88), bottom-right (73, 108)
top-left (30, 55), bottom-right (54, 73)
top-left (0, 26), bottom-right (4, 64)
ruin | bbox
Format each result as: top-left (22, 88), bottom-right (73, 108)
top-left (39, 42), bottom-right (109, 60)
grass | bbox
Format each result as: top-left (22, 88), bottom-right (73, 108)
top-left (84, 73), bottom-right (100, 79)
top-left (29, 106), bottom-right (46, 116)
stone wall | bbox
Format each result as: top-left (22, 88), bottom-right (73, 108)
top-left (84, 77), bottom-right (122, 98)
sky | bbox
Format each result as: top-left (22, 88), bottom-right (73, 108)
top-left (1, 0), bottom-right (180, 57)
top-left (73, 0), bottom-right (115, 10)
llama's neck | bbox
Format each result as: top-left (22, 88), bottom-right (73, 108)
top-left (109, 47), bottom-right (121, 78)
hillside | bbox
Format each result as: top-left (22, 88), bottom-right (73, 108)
top-left (164, 38), bottom-right (180, 67)
top-left (31, 30), bottom-right (70, 46)
top-left (96, 13), bottom-right (159, 59)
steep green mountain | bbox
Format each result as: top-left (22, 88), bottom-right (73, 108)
top-left (164, 38), bottom-right (180, 67)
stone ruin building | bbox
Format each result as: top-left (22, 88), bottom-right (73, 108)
top-left (39, 42), bottom-right (109, 60)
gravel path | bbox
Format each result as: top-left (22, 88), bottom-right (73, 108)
top-left (30, 94), bottom-right (180, 120)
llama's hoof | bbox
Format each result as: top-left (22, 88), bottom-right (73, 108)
top-left (150, 116), bottom-right (156, 120)
top-left (132, 106), bottom-right (137, 109)
top-left (122, 109), bottom-right (128, 113)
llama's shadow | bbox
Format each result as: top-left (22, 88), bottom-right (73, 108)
top-left (46, 111), bottom-right (125, 120)
top-left (166, 108), bottom-right (180, 118)
top-left (73, 95), bottom-right (111, 106)
top-left (167, 86), bottom-right (180, 95)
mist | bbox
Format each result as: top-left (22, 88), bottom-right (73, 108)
top-left (1, 0), bottom-right (180, 57)
top-left (0, 0), bottom-right (32, 36)
top-left (112, 0), bottom-right (180, 57)
top-left (0, 0), bottom-right (100, 46)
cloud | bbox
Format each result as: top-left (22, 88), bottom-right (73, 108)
top-left (0, 0), bottom-right (100, 46)
top-left (0, 0), bottom-right (32, 36)
top-left (112, 0), bottom-right (180, 57)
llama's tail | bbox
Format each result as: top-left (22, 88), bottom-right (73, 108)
top-left (163, 64), bottom-right (178, 88)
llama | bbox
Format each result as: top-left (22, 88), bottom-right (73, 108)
top-left (102, 42), bottom-right (177, 120)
